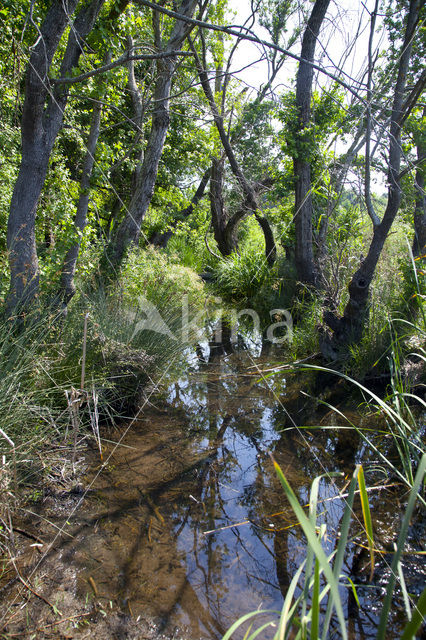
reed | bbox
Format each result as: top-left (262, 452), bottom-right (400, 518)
top-left (223, 456), bottom-right (426, 639)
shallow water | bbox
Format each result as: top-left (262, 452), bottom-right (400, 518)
top-left (30, 340), bottom-right (425, 639)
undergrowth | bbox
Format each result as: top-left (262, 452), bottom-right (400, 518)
top-left (208, 248), bottom-right (296, 323)
top-left (0, 249), bottom-right (208, 515)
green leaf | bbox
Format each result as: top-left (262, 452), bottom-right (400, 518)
top-left (357, 465), bottom-right (375, 581)
top-left (397, 558), bottom-right (412, 621)
top-left (345, 577), bottom-right (360, 609)
top-left (222, 609), bottom-right (279, 640)
top-left (277, 560), bottom-right (306, 639)
top-left (401, 585), bottom-right (426, 640)
top-left (310, 558), bottom-right (320, 640)
top-left (270, 455), bottom-right (348, 640)
top-left (377, 454), bottom-right (426, 640)
top-left (322, 466), bottom-right (358, 639)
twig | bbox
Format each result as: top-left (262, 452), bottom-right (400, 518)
top-left (11, 558), bottom-right (61, 614)
top-left (81, 313), bottom-right (89, 392)
top-left (36, 611), bottom-right (92, 631)
top-left (12, 527), bottom-right (44, 546)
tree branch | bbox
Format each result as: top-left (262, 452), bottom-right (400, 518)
top-left (134, 0), bottom-right (366, 102)
top-left (52, 49), bottom-right (193, 85)
top-left (400, 68), bottom-right (426, 126)
top-left (364, 0), bottom-right (380, 227)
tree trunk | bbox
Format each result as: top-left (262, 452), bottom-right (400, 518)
top-left (6, 0), bottom-right (105, 312)
top-left (293, 0), bottom-right (330, 287)
top-left (58, 99), bottom-right (104, 306)
top-left (110, 0), bottom-right (198, 266)
top-left (255, 214), bottom-right (277, 266)
top-left (111, 58), bottom-right (174, 263)
top-left (412, 107), bottom-right (426, 257)
top-left (210, 157), bottom-right (235, 256)
top-left (191, 41), bottom-right (276, 265)
top-left (323, 0), bottom-right (420, 353)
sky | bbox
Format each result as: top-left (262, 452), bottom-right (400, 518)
top-left (226, 0), bottom-right (387, 97)
top-left (224, 0), bottom-right (389, 192)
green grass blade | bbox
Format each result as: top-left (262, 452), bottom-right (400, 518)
top-left (376, 453), bottom-right (426, 640)
top-left (300, 385), bottom-right (425, 506)
top-left (397, 559), bottom-right (411, 621)
top-left (357, 465), bottom-right (375, 581)
top-left (270, 455), bottom-right (348, 640)
top-left (278, 560), bottom-right (306, 640)
top-left (345, 577), bottom-right (360, 609)
top-left (292, 365), bottom-right (413, 441)
top-left (244, 621), bottom-right (278, 640)
top-left (322, 466), bottom-right (359, 640)
top-left (303, 473), bottom-right (340, 623)
top-left (310, 558), bottom-right (320, 640)
top-left (222, 609), bottom-right (278, 640)
top-left (401, 585), bottom-right (426, 640)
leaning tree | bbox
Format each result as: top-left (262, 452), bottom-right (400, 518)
top-left (322, 0), bottom-right (424, 355)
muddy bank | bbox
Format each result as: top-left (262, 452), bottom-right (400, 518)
top-left (1, 411), bottom-right (211, 639)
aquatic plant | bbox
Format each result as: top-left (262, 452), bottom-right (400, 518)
top-left (293, 361), bottom-right (425, 498)
top-left (223, 455), bottom-right (426, 640)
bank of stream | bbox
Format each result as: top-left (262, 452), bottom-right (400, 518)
top-left (0, 334), bottom-right (424, 639)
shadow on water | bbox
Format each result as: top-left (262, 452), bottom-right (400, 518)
top-left (14, 326), bottom-right (425, 639)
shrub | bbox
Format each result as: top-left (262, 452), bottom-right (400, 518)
top-left (119, 246), bottom-right (205, 313)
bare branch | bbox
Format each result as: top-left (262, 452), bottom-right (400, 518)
top-left (52, 49), bottom-right (193, 85)
top-left (364, 0), bottom-right (380, 227)
top-left (400, 68), bottom-right (426, 126)
top-left (134, 0), bottom-right (366, 102)
top-left (126, 36), bottom-right (144, 124)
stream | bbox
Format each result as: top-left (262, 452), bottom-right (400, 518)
top-left (3, 334), bottom-right (425, 639)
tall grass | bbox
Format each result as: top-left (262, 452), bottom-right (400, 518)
top-left (209, 249), bottom-right (296, 325)
top-left (211, 248), bottom-right (274, 302)
top-left (290, 360), bottom-right (425, 503)
top-left (0, 248), bottom-right (208, 501)
top-left (119, 246), bottom-right (205, 313)
top-left (0, 312), bottom-right (67, 452)
top-left (223, 456), bottom-right (426, 640)
top-left (347, 240), bottom-right (425, 379)
top-left (166, 233), bottom-right (212, 272)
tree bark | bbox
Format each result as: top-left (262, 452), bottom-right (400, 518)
top-left (6, 0), bottom-right (105, 312)
top-left (293, 0), bottom-right (330, 287)
top-left (57, 98), bottom-right (104, 306)
top-left (412, 107), bottom-right (426, 257)
top-left (323, 0), bottom-right (421, 353)
top-left (110, 0), bottom-right (198, 266)
top-left (210, 157), bottom-right (236, 256)
top-left (255, 214), bottom-right (276, 266)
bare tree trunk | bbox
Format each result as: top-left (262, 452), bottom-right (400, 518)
top-left (323, 0), bottom-right (421, 354)
top-left (412, 107), bottom-right (426, 257)
top-left (6, 0), bottom-right (105, 312)
top-left (110, 0), bottom-right (198, 266)
top-left (57, 98), bottom-right (104, 306)
top-left (255, 214), bottom-right (276, 266)
top-left (293, 0), bottom-right (331, 287)
top-left (112, 59), bottom-right (173, 258)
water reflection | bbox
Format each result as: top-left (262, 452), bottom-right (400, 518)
top-left (31, 332), bottom-right (422, 639)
